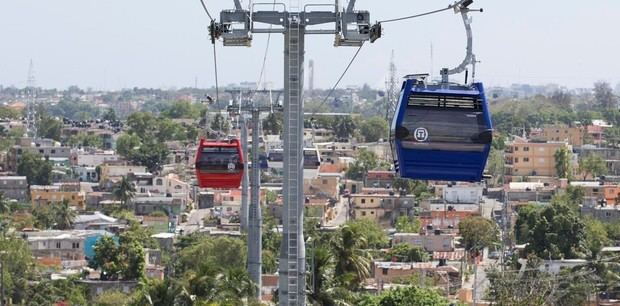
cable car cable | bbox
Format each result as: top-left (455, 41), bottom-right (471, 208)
top-left (312, 42), bottom-right (365, 119)
top-left (198, 0), bottom-right (223, 136)
top-left (198, 0), bottom-right (214, 21)
top-left (378, 6), bottom-right (453, 24)
top-left (378, 0), bottom-right (473, 24)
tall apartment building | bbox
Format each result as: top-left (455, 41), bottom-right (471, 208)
top-left (535, 125), bottom-right (585, 148)
top-left (504, 137), bottom-right (572, 182)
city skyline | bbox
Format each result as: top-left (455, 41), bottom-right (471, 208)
top-left (1, 0), bottom-right (619, 90)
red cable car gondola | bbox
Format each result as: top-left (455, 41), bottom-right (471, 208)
top-left (195, 139), bottom-right (244, 189)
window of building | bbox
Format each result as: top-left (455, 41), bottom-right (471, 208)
top-left (51, 149), bottom-right (56, 154)
top-left (515, 147), bottom-right (519, 151)
top-left (56, 242), bottom-right (61, 249)
top-left (370, 199), bottom-right (374, 203)
top-left (156, 179), bottom-right (163, 186)
top-left (515, 158), bottom-right (519, 163)
top-left (361, 199), bottom-right (366, 204)
top-left (524, 147), bottom-right (530, 151)
top-left (382, 268), bottom-right (389, 275)
top-left (593, 188), bottom-right (599, 193)
top-left (371, 211), bottom-right (375, 214)
top-left (524, 157), bottom-right (529, 162)
top-left (361, 211), bottom-right (366, 216)
top-left (322, 179), bottom-right (328, 185)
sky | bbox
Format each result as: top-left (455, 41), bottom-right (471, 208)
top-left (1, 0), bottom-right (619, 90)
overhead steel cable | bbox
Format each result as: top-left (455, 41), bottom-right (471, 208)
top-left (313, 42), bottom-right (365, 116)
top-left (198, 0), bottom-right (224, 137)
top-left (378, 0), bottom-right (472, 24)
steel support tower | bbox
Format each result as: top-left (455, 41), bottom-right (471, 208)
top-left (212, 1), bottom-right (380, 304)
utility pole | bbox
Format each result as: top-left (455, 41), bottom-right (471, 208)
top-left (212, 2), bottom-right (380, 304)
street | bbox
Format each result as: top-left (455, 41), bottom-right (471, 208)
top-left (326, 196), bottom-right (349, 227)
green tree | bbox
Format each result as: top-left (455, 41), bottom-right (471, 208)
top-left (128, 139), bottom-right (169, 172)
top-left (37, 115), bottom-right (62, 141)
top-left (385, 243), bottom-right (429, 262)
top-left (160, 100), bottom-right (202, 119)
top-left (358, 116), bottom-right (388, 142)
top-left (126, 112), bottom-right (158, 137)
top-left (578, 153), bottom-right (607, 180)
top-left (102, 108), bottom-right (117, 121)
top-left (53, 200), bottom-right (77, 230)
top-left (594, 81), bottom-right (617, 110)
top-left (357, 286), bottom-right (450, 306)
top-left (459, 216), bottom-right (499, 252)
top-left (91, 235), bottom-right (122, 280)
top-left (346, 148), bottom-right (378, 181)
top-left (32, 205), bottom-right (56, 229)
top-left (394, 215), bottom-right (421, 233)
top-left (115, 133), bottom-right (142, 157)
top-left (113, 177), bottom-right (136, 210)
top-left (0, 192), bottom-right (10, 215)
top-left (26, 278), bottom-right (88, 306)
top-left (262, 112), bottom-right (283, 135)
top-left (517, 203), bottom-right (586, 259)
top-left (584, 217), bottom-right (611, 259)
top-left (330, 225), bottom-right (372, 289)
top-left (554, 147), bottom-right (571, 179)
top-left (346, 219), bottom-right (389, 249)
top-left (332, 116), bottom-right (356, 139)
top-left (17, 151), bottom-right (52, 185)
top-left (92, 290), bottom-right (133, 306)
top-left (0, 234), bottom-right (36, 303)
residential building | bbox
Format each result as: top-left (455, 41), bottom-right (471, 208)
top-left (577, 146), bottom-right (620, 176)
top-left (31, 184), bottom-right (86, 210)
top-left (365, 170), bottom-right (394, 188)
top-left (0, 175), bottom-right (28, 201)
top-left (304, 175), bottom-right (340, 200)
top-left (7, 142), bottom-right (71, 172)
top-left (21, 229), bottom-right (112, 262)
top-left (71, 150), bottom-right (120, 167)
top-left (392, 232), bottom-right (456, 252)
top-left (504, 137), bottom-right (572, 182)
top-left (533, 125), bottom-right (585, 147)
top-left (350, 193), bottom-right (415, 226)
top-left (78, 280), bottom-right (138, 298)
top-left (133, 196), bottom-right (185, 217)
top-left (73, 166), bottom-right (98, 182)
top-left (371, 261), bottom-right (460, 294)
top-left (571, 181), bottom-right (620, 205)
top-left (437, 184), bottom-right (483, 204)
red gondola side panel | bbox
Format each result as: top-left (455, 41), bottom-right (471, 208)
top-left (195, 139), bottom-right (244, 189)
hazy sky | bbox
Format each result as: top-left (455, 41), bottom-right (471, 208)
top-left (1, 0), bottom-right (619, 90)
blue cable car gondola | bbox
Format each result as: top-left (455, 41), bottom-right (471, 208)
top-left (391, 78), bottom-right (493, 182)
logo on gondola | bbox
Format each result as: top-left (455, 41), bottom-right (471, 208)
top-left (414, 127), bottom-right (428, 142)
top-left (228, 162), bottom-right (236, 171)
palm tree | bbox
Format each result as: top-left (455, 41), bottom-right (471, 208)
top-left (113, 177), bottom-right (136, 210)
top-left (330, 226), bottom-right (371, 289)
top-left (54, 199), bottom-right (77, 230)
